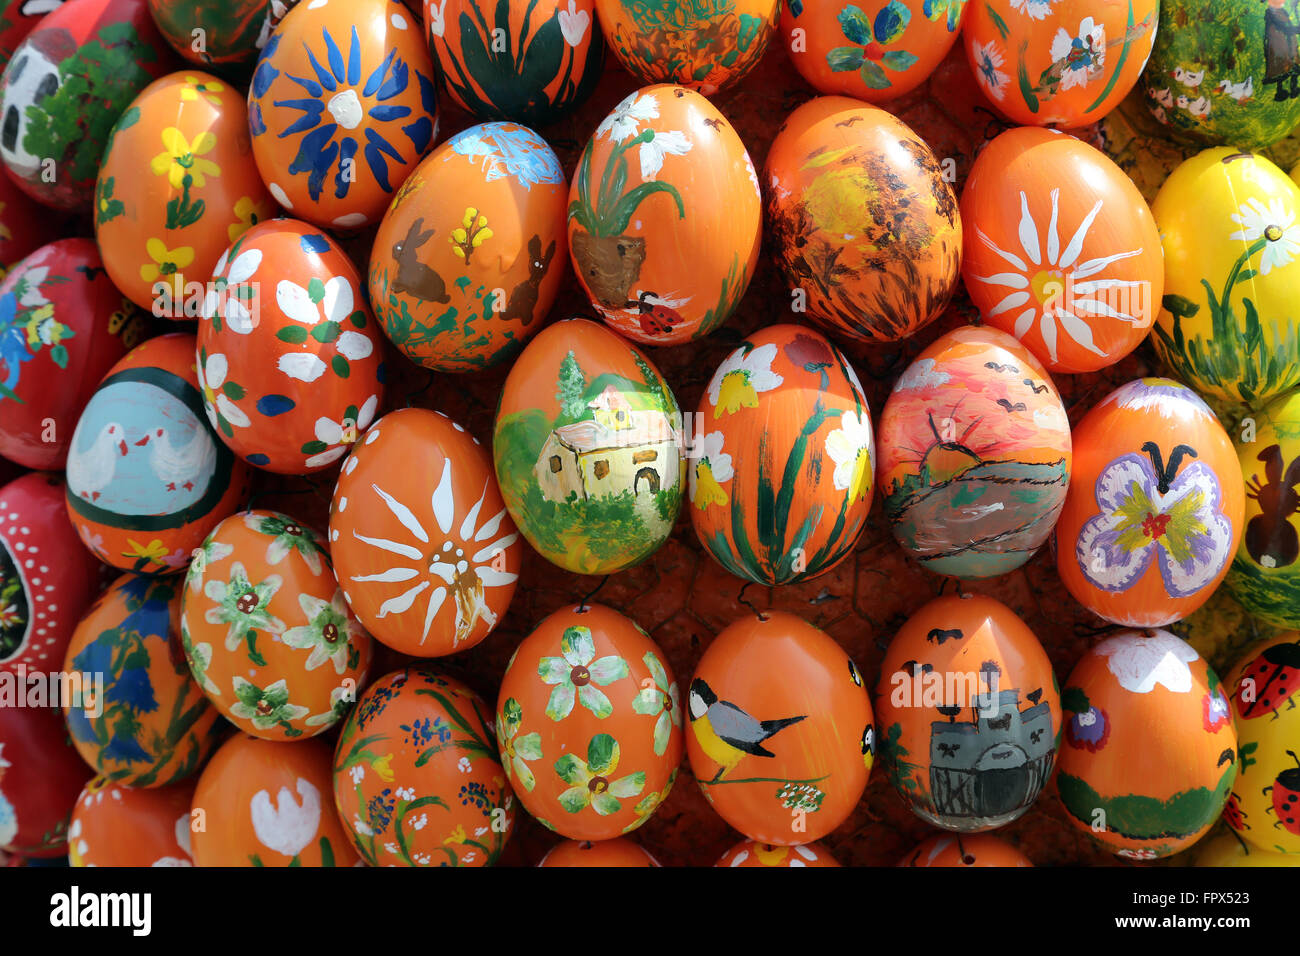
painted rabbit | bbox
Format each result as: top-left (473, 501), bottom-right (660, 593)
top-left (502, 235), bottom-right (554, 326)
top-left (391, 218), bottom-right (449, 304)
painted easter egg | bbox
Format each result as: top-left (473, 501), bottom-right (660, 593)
top-left (1151, 148), bottom-right (1300, 406)
top-left (1226, 390), bottom-right (1300, 627)
top-left (538, 837), bottom-right (660, 866)
top-left (425, 0), bottom-right (604, 125)
top-left (878, 326), bottom-right (1071, 579)
top-left (0, 0), bottom-right (176, 210)
top-left (0, 702), bottom-right (92, 856)
top-left (147, 0), bottom-right (271, 66)
top-left (65, 333), bottom-right (253, 575)
top-left (496, 604), bottom-right (681, 840)
top-left (961, 127), bottom-right (1163, 373)
top-left (765, 95), bottom-right (961, 345)
top-left (0, 0), bottom-right (65, 71)
top-left (690, 324), bottom-right (873, 585)
top-left (369, 122), bottom-right (567, 372)
top-left (0, 472), bottom-right (103, 677)
top-left (873, 594), bottom-right (1061, 831)
top-left (0, 240), bottom-right (139, 469)
top-left (68, 776), bottom-right (195, 866)
top-left (782, 0), bottom-right (969, 102)
top-left (1055, 378), bottom-right (1245, 627)
top-left (898, 832), bottom-right (1033, 866)
top-left (964, 0), bottom-right (1159, 128)
top-left (1142, 0), bottom-right (1300, 150)
top-left (63, 573), bottom-right (223, 785)
top-left (1194, 833), bottom-right (1300, 866)
top-left (180, 509), bottom-right (371, 739)
top-left (568, 85), bottom-right (759, 346)
top-left (0, 172), bottom-right (62, 273)
top-left (1224, 632), bottom-right (1300, 854)
top-left (715, 839), bottom-right (841, 866)
top-left (248, 0), bottom-right (439, 231)
top-left (96, 71), bottom-right (275, 314)
top-left (196, 220), bottom-right (386, 474)
top-left (335, 667), bottom-right (515, 866)
top-left (330, 408), bottom-right (521, 657)
top-left (687, 610), bottom-right (872, 845)
top-left (493, 318), bottom-right (683, 575)
top-left (1056, 628), bottom-right (1236, 859)
top-left (190, 732), bottom-right (358, 866)
top-left (596, 0), bottom-right (777, 94)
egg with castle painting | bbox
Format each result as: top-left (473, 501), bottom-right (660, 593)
top-left (369, 122), bottom-right (568, 372)
top-left (493, 318), bottom-right (684, 575)
top-left (878, 325), bottom-right (1071, 580)
top-left (873, 594), bottom-right (1060, 833)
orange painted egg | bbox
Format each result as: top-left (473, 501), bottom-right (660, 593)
top-left (1056, 628), bottom-right (1236, 859)
top-left (196, 220), bottom-right (387, 474)
top-left (496, 604), bottom-right (682, 840)
top-left (0, 239), bottom-right (139, 470)
top-left (0, 701), bottom-right (93, 857)
top-left (369, 121), bottom-right (567, 372)
top-left (0, 472), bottom-right (103, 677)
top-left (1055, 378), bottom-right (1245, 627)
top-left (873, 594), bottom-right (1060, 831)
top-left (898, 832), bottom-right (1033, 866)
top-left (424, 0), bottom-right (604, 125)
top-left (147, 0), bottom-right (272, 67)
top-left (330, 407), bottom-right (521, 657)
top-left (766, 95), bottom-right (961, 345)
top-left (64, 333), bottom-right (253, 574)
top-left (690, 324), bottom-right (873, 585)
top-left (248, 0), bottom-right (440, 231)
top-left (596, 0), bottom-right (777, 94)
top-left (180, 509), bottom-right (372, 739)
top-left (687, 610), bottom-right (872, 845)
top-left (493, 318), bottom-right (683, 574)
top-left (190, 732), bottom-right (358, 866)
top-left (715, 838), bottom-right (841, 866)
top-left (782, 0), bottom-right (969, 102)
top-left (63, 572), bottom-right (222, 785)
top-left (963, 0), bottom-right (1159, 128)
top-left (95, 71), bottom-right (275, 313)
top-left (68, 776), bottom-right (195, 866)
top-left (538, 836), bottom-right (660, 866)
top-left (335, 667), bottom-right (516, 866)
top-left (878, 325), bottom-right (1070, 579)
top-left (568, 85), bottom-right (760, 346)
top-left (960, 127), bottom-right (1163, 374)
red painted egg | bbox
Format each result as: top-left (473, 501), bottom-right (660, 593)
top-left (0, 0), bottom-right (64, 71)
top-left (898, 832), bottom-right (1033, 866)
top-left (0, 702), bottom-right (93, 857)
top-left (0, 239), bottom-right (140, 469)
top-left (715, 839), bottom-right (841, 867)
top-left (68, 776), bottom-right (195, 866)
top-left (0, 172), bottom-right (62, 273)
top-left (196, 220), bottom-right (387, 474)
top-left (538, 836), bottom-right (660, 866)
top-left (64, 332), bottom-right (253, 574)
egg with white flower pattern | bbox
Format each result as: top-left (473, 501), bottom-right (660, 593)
top-left (180, 509), bottom-right (372, 740)
top-left (196, 220), bottom-right (387, 474)
top-left (69, 776), bottom-right (196, 866)
top-left (690, 324), bottom-right (873, 585)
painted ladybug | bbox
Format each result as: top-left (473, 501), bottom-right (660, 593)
top-left (1264, 751), bottom-right (1300, 836)
top-left (1235, 640), bottom-right (1300, 720)
top-left (627, 292), bottom-right (684, 338)
top-left (1223, 792), bottom-right (1248, 832)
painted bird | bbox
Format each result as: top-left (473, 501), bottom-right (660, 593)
top-left (688, 678), bottom-right (806, 784)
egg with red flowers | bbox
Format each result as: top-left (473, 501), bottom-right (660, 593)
top-left (0, 700), bottom-right (93, 857)
top-left (69, 775), bottom-right (196, 866)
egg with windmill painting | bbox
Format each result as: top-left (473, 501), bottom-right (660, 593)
top-left (1055, 378), bottom-right (1245, 628)
top-left (878, 325), bottom-right (1071, 580)
top-left (369, 122), bottom-right (568, 372)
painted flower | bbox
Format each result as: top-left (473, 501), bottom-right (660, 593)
top-left (540, 625), bottom-right (630, 720)
top-left (598, 91), bottom-right (659, 143)
top-left (187, 536), bottom-right (234, 593)
top-left (554, 733), bottom-right (646, 815)
top-left (249, 777), bottom-right (320, 857)
top-left (1050, 17), bottom-right (1105, 91)
top-left (197, 351), bottom-right (250, 434)
top-left (305, 684), bottom-right (355, 728)
top-left (307, 395), bottom-right (378, 468)
top-left (1009, 0), bottom-right (1053, 19)
top-left (630, 770), bottom-right (675, 823)
top-left (180, 75), bottom-right (225, 107)
top-left (282, 590), bottom-right (357, 674)
top-left (1229, 197), bottom-right (1300, 275)
top-left (1203, 686), bottom-right (1231, 732)
top-left (427, 0), bottom-right (448, 37)
top-left (1117, 847), bottom-right (1159, 861)
top-left (181, 618), bottom-right (221, 696)
top-left (630, 651), bottom-right (680, 756)
top-left (447, 125), bottom-right (564, 191)
top-left (1065, 704), bottom-right (1109, 751)
top-left (638, 129), bottom-right (692, 181)
top-left (450, 207), bottom-right (493, 261)
top-left (207, 246), bottom-right (263, 334)
top-left (231, 677), bottom-right (310, 730)
top-left (708, 341), bottom-right (784, 417)
top-left (970, 189), bottom-right (1146, 364)
top-left (0, 604), bottom-right (20, 629)
top-left (243, 512), bottom-right (325, 575)
top-left (346, 458), bottom-right (519, 647)
top-left (1075, 444), bottom-right (1233, 600)
top-left (826, 2), bottom-right (918, 90)
top-left (150, 128), bottom-right (221, 189)
top-left (972, 40), bottom-right (1008, 101)
top-left (228, 195), bottom-right (271, 242)
top-left (689, 430), bottom-right (733, 510)
top-left (1093, 632), bottom-right (1199, 694)
top-left (496, 697), bottom-right (543, 792)
top-left (203, 561), bottom-right (286, 653)
top-left (139, 239), bottom-right (194, 288)
top-left (923, 0), bottom-right (963, 31)
top-left (122, 538), bottom-right (170, 569)
top-left (371, 753), bottom-right (395, 782)
top-left (276, 274), bottom-right (357, 327)
top-left (558, 0), bottom-right (590, 46)
top-left (825, 410), bottom-right (874, 501)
